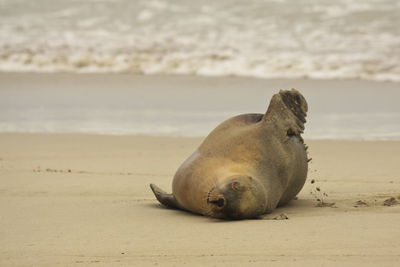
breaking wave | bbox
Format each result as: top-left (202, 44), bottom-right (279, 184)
top-left (1, 0), bottom-right (400, 81)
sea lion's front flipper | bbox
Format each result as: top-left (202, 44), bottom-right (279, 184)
top-left (263, 88), bottom-right (308, 139)
top-left (150, 184), bottom-right (180, 209)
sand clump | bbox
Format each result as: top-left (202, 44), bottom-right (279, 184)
top-left (273, 213), bottom-right (289, 220)
top-left (383, 197), bottom-right (398, 206)
top-left (354, 200), bottom-right (369, 207)
top-left (309, 178), bottom-right (336, 208)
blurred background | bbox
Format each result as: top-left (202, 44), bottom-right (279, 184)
top-left (0, 0), bottom-right (400, 139)
top-left (1, 0), bottom-right (400, 80)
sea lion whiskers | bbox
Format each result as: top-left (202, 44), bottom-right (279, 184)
top-left (202, 185), bottom-right (219, 217)
top-left (198, 177), bottom-right (219, 209)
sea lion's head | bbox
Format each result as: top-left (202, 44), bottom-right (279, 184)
top-left (206, 175), bottom-right (267, 219)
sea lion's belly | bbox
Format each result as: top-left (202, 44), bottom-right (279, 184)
top-left (249, 134), bottom-right (308, 209)
top-left (278, 136), bottom-right (308, 205)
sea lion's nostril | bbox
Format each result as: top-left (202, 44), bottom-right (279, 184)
top-left (209, 198), bottom-right (225, 207)
top-left (216, 198), bottom-right (225, 207)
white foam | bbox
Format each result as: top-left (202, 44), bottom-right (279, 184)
top-left (1, 0), bottom-right (400, 81)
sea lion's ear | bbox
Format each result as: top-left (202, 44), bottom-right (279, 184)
top-left (228, 175), bottom-right (253, 191)
top-left (263, 89), bottom-right (308, 138)
top-left (150, 184), bottom-right (180, 209)
top-left (231, 181), bottom-right (245, 192)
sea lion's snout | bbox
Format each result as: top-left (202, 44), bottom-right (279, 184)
top-left (207, 187), bottom-right (226, 208)
top-left (207, 196), bottom-right (225, 208)
top-left (206, 176), bottom-right (267, 220)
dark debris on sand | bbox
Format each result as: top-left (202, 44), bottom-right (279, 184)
top-left (273, 213), bottom-right (289, 220)
top-left (354, 200), bottom-right (368, 207)
top-left (383, 197), bottom-right (398, 206)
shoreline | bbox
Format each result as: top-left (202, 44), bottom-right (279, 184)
top-left (2, 70), bottom-right (400, 83)
top-left (3, 70), bottom-right (400, 83)
top-left (1, 72), bottom-right (400, 140)
top-left (3, 131), bottom-right (400, 141)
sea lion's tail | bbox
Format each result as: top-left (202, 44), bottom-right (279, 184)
top-left (150, 184), bottom-right (179, 209)
top-left (264, 88), bottom-right (308, 137)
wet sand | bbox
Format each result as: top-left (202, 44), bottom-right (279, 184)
top-left (1, 133), bottom-right (400, 266)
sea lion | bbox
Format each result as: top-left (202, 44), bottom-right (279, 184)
top-left (150, 89), bottom-right (308, 220)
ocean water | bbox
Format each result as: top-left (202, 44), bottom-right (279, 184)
top-left (1, 0), bottom-right (400, 81)
top-left (1, 74), bottom-right (400, 140)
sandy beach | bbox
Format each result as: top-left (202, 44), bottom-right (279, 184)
top-left (1, 133), bottom-right (400, 266)
top-left (2, 0), bottom-right (400, 265)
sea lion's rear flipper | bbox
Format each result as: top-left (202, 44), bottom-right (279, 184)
top-left (150, 184), bottom-right (180, 209)
top-left (263, 89), bottom-right (308, 140)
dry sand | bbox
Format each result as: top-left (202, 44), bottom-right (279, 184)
top-left (1, 133), bottom-right (400, 266)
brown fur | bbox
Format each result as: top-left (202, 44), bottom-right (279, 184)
top-left (150, 89), bottom-right (308, 219)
